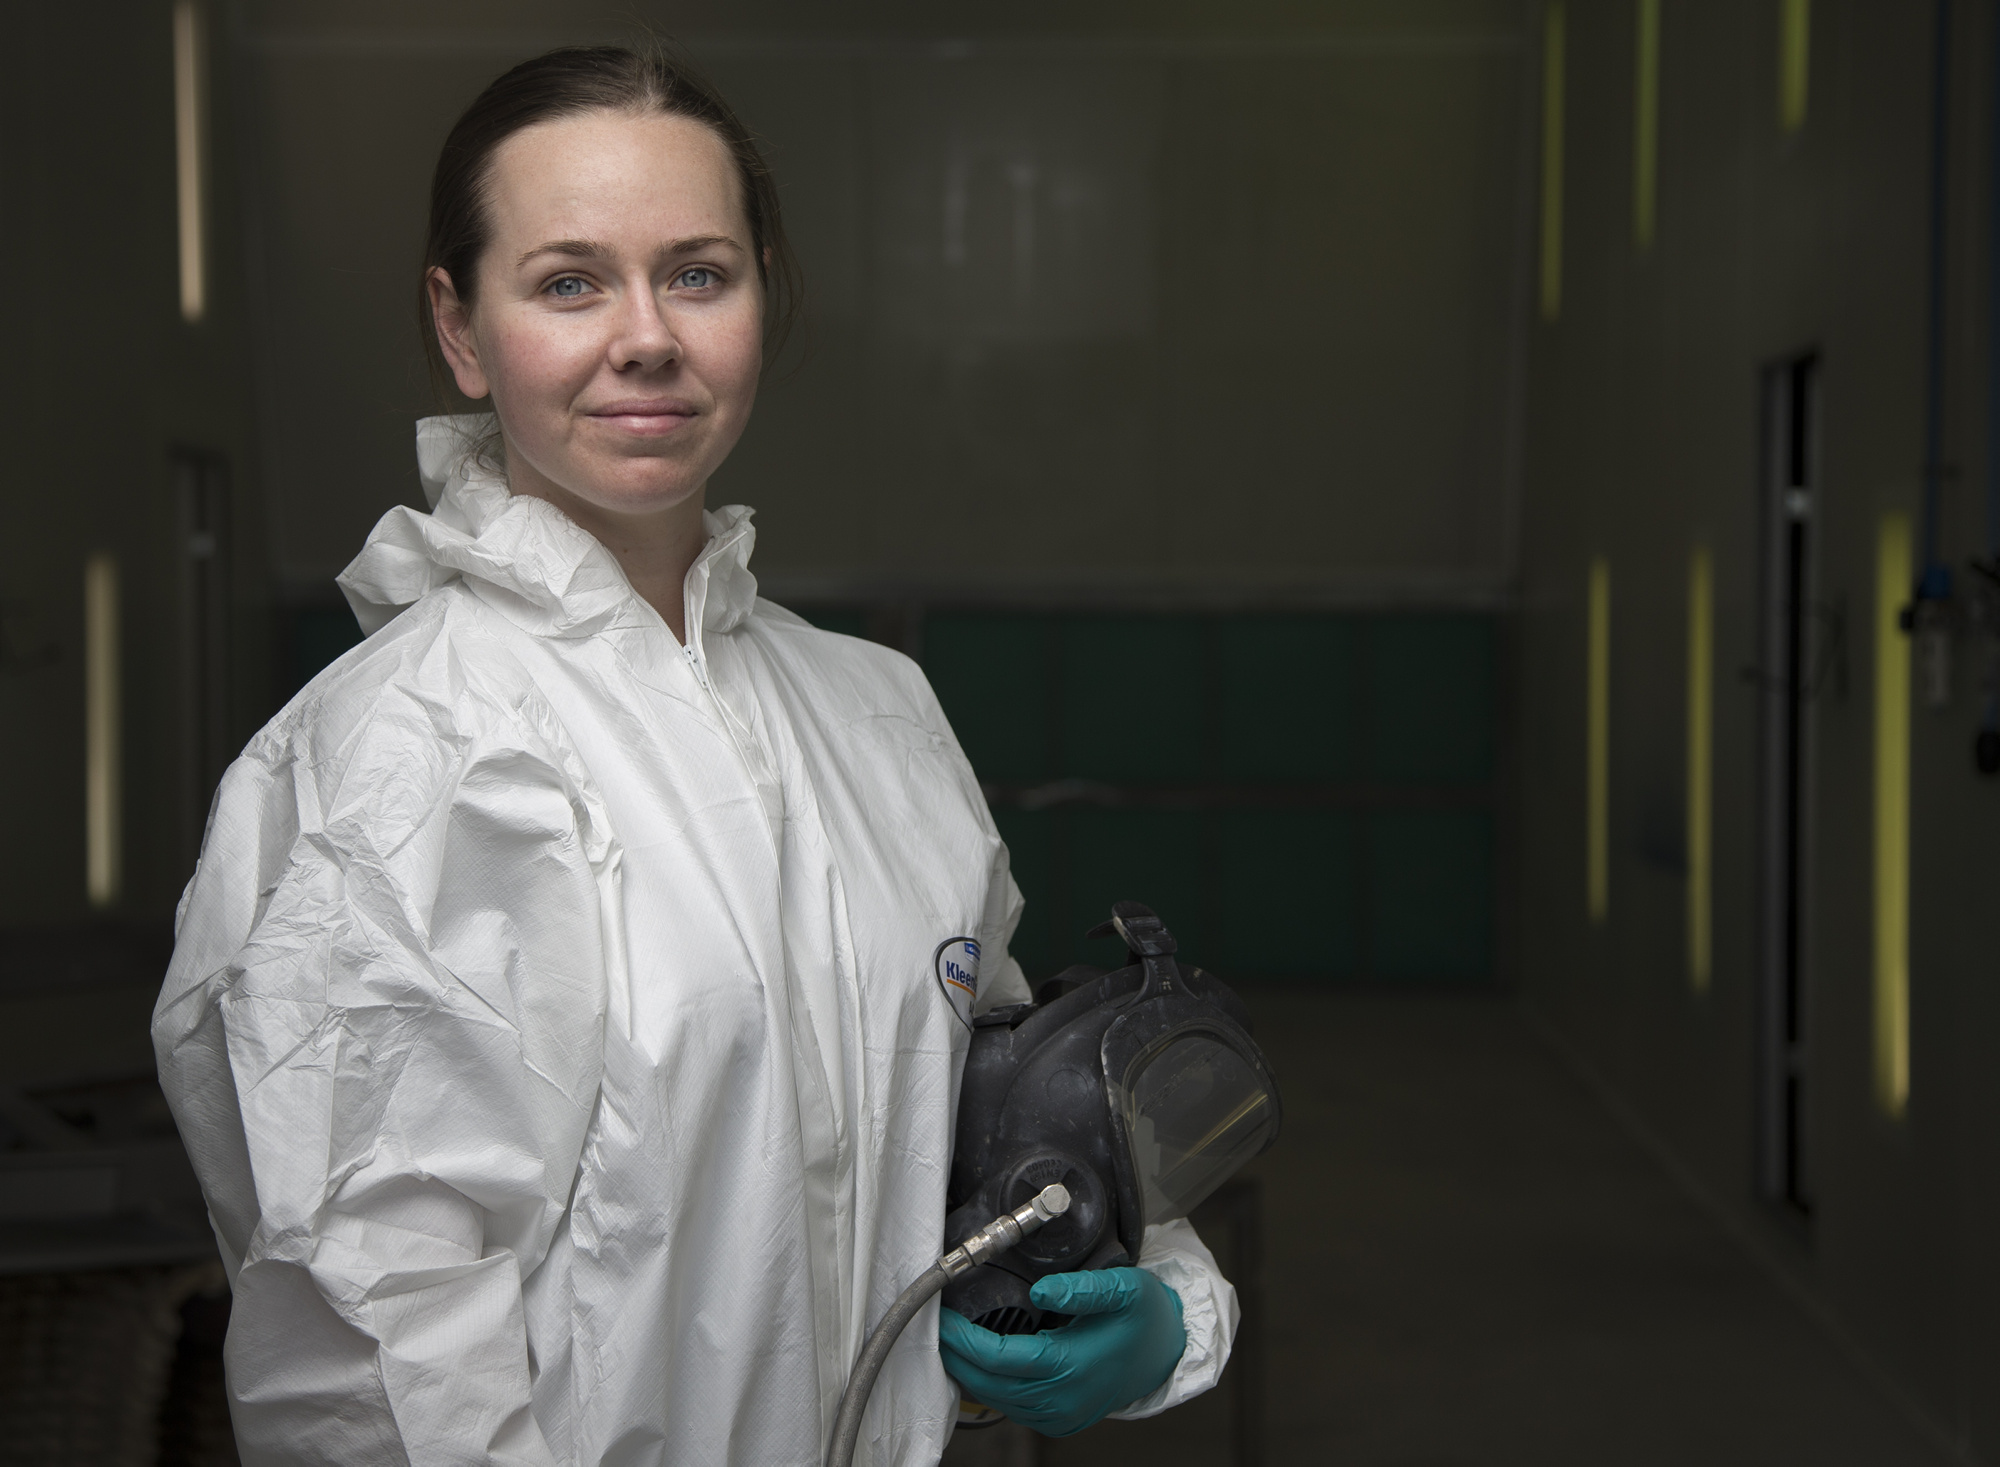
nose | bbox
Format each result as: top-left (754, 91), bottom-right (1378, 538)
top-left (607, 283), bottom-right (681, 373)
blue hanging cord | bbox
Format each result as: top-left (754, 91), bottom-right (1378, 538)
top-left (1990, 0), bottom-right (2000, 561)
top-left (1983, 0), bottom-right (2000, 740)
top-left (1976, 0), bottom-right (1992, 739)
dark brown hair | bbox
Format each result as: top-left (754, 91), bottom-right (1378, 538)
top-left (418, 44), bottom-right (801, 395)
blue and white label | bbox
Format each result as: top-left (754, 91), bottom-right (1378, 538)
top-left (934, 937), bottom-right (982, 1028)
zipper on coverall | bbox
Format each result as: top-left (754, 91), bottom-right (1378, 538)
top-left (679, 632), bottom-right (854, 1446)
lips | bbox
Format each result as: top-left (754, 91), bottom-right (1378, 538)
top-left (587, 398), bottom-right (699, 436)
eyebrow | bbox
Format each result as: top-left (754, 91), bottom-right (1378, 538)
top-left (514, 235), bottom-right (746, 269)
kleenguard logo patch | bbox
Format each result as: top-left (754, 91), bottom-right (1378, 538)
top-left (934, 937), bottom-right (981, 1028)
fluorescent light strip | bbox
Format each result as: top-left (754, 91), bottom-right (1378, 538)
top-left (1587, 555), bottom-right (1610, 923)
top-left (1687, 545), bottom-right (1712, 991)
top-left (1873, 514), bottom-right (1911, 1116)
top-left (175, 0), bottom-right (206, 323)
top-left (84, 554), bottom-right (122, 909)
top-left (1779, 0), bottom-right (1810, 132)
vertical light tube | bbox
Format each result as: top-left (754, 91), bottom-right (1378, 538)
top-left (1634, 0), bottom-right (1661, 247)
top-left (1687, 546), bottom-right (1713, 991)
top-left (1779, 0), bottom-right (1811, 132)
top-left (84, 554), bottom-right (123, 909)
top-left (1587, 556), bottom-right (1611, 923)
top-left (174, 0), bottom-right (206, 324)
top-left (1873, 515), bottom-right (1912, 1117)
top-left (1541, 3), bottom-right (1567, 320)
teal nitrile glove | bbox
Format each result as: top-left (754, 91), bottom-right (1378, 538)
top-left (937, 1267), bottom-right (1186, 1437)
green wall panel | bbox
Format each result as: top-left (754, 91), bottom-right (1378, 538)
top-left (1366, 615), bottom-right (1497, 785)
top-left (916, 610), bottom-right (1500, 987)
top-left (992, 806), bottom-right (1056, 978)
top-left (1066, 809), bottom-right (1206, 970)
top-left (286, 605), bottom-right (364, 699)
top-left (1216, 810), bottom-right (1358, 979)
top-left (1219, 616), bottom-right (1358, 782)
top-left (923, 615), bottom-right (1049, 782)
top-left (1368, 810), bottom-right (1493, 979)
top-left (1060, 617), bottom-right (1207, 782)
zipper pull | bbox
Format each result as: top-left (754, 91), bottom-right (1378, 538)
top-left (683, 641), bottom-right (712, 692)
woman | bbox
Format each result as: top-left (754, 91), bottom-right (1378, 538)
top-left (154, 46), bottom-right (1233, 1466)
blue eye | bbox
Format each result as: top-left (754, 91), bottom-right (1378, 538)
top-left (550, 276), bottom-right (588, 298)
top-left (678, 267), bottom-right (716, 289)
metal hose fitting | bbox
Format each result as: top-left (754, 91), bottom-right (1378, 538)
top-left (939, 1184), bottom-right (1070, 1278)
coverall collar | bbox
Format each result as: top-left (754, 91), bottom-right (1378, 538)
top-left (338, 413), bottom-right (759, 644)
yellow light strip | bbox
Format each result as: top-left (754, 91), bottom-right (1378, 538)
top-left (84, 554), bottom-right (122, 909)
top-left (1872, 514), bottom-right (1911, 1116)
top-left (1779, 0), bottom-right (1811, 132)
top-left (1587, 556), bottom-right (1610, 923)
top-left (1634, 0), bottom-right (1661, 247)
top-left (174, 0), bottom-right (206, 324)
top-left (1687, 546), bottom-right (1713, 991)
top-left (1540, 3), bottom-right (1567, 319)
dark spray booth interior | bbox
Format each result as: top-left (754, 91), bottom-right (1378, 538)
top-left (0, 1), bottom-right (1995, 1463)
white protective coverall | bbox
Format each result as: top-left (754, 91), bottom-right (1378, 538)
top-left (153, 416), bottom-right (1237, 1467)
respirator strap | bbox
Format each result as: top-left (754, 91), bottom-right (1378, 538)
top-left (1088, 900), bottom-right (1179, 1002)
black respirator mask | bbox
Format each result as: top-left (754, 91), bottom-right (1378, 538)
top-left (942, 901), bottom-right (1283, 1335)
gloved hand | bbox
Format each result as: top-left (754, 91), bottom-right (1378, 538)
top-left (937, 1267), bottom-right (1186, 1437)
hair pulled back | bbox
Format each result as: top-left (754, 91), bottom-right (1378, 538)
top-left (419, 44), bottom-right (801, 394)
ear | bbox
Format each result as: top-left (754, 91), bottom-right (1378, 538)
top-left (428, 268), bottom-right (491, 400)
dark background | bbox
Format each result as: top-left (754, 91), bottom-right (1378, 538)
top-left (1, 1), bottom-right (1997, 1463)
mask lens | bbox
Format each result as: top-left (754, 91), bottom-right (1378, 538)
top-left (1119, 1034), bottom-right (1278, 1225)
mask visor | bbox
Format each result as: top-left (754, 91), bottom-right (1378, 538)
top-left (1115, 1033), bottom-right (1279, 1226)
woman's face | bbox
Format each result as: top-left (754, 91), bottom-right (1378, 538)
top-left (432, 108), bottom-right (764, 520)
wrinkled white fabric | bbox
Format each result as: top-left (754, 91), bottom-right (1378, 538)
top-left (154, 414), bottom-right (1233, 1467)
